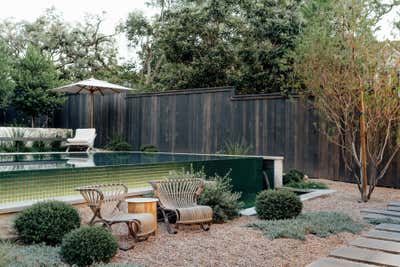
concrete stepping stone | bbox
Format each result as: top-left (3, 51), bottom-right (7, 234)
top-left (388, 202), bottom-right (400, 207)
top-left (363, 229), bottom-right (400, 242)
top-left (330, 246), bottom-right (400, 267)
top-left (361, 209), bottom-right (400, 218)
top-left (376, 223), bottom-right (400, 233)
top-left (362, 213), bottom-right (400, 222)
top-left (306, 257), bottom-right (375, 267)
top-left (351, 237), bottom-right (400, 254)
top-left (388, 206), bottom-right (400, 212)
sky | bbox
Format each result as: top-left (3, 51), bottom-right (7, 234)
top-left (0, 0), bottom-right (399, 62)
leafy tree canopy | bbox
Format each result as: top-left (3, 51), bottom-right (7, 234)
top-left (123, 0), bottom-right (303, 94)
top-left (13, 46), bottom-right (65, 127)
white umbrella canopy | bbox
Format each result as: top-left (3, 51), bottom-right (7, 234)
top-left (52, 78), bottom-right (133, 128)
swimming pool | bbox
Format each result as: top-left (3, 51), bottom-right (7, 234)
top-left (0, 152), bottom-right (271, 207)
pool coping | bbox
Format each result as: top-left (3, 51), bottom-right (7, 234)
top-left (0, 186), bottom-right (153, 214)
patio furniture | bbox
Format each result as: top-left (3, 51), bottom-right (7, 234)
top-left (65, 128), bottom-right (96, 153)
top-left (149, 178), bottom-right (213, 234)
top-left (76, 183), bottom-right (155, 250)
top-left (127, 198), bottom-right (159, 234)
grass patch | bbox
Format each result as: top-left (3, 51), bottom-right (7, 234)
top-left (0, 241), bottom-right (139, 267)
top-left (285, 180), bottom-right (329, 190)
top-left (366, 217), bottom-right (400, 225)
top-left (247, 212), bottom-right (364, 240)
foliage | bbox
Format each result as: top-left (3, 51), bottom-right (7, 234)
top-left (0, 242), bottom-right (137, 267)
top-left (255, 189), bottom-right (302, 220)
top-left (14, 201), bottom-right (80, 245)
top-left (0, 40), bottom-right (15, 109)
top-left (286, 180), bottom-right (329, 190)
top-left (283, 169), bottom-right (304, 185)
top-left (222, 140), bottom-right (252, 155)
top-left (294, 0), bottom-right (400, 201)
top-left (247, 212), bottom-right (364, 240)
top-left (106, 135), bottom-right (133, 151)
top-left (198, 174), bottom-right (243, 223)
top-left (123, 0), bottom-right (303, 94)
top-left (140, 144), bottom-right (159, 152)
top-left (60, 226), bottom-right (118, 267)
top-left (0, 9), bottom-right (122, 82)
top-left (0, 242), bottom-right (66, 267)
top-left (12, 46), bottom-right (65, 127)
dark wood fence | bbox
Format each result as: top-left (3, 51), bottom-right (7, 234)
top-left (54, 86), bottom-right (400, 188)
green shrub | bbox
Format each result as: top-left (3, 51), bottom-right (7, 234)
top-left (255, 190), bottom-right (302, 220)
top-left (50, 140), bottom-right (62, 151)
top-left (286, 180), bottom-right (328, 189)
top-left (140, 144), bottom-right (159, 152)
top-left (198, 174), bottom-right (244, 223)
top-left (14, 201), bottom-right (80, 245)
top-left (283, 169), bottom-right (304, 185)
top-left (106, 135), bottom-right (132, 151)
top-left (32, 140), bottom-right (48, 152)
top-left (248, 212), bottom-right (364, 240)
top-left (222, 140), bottom-right (252, 155)
top-left (60, 226), bottom-right (118, 267)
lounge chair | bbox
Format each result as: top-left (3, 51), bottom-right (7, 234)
top-left (65, 128), bottom-right (96, 153)
top-left (149, 178), bottom-right (213, 234)
top-left (76, 183), bottom-right (155, 250)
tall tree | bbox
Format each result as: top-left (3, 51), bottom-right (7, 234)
top-left (13, 46), bottom-right (65, 127)
top-left (123, 0), bottom-right (302, 93)
top-left (0, 40), bottom-right (15, 109)
top-left (0, 9), bottom-right (119, 82)
top-left (295, 0), bottom-right (400, 201)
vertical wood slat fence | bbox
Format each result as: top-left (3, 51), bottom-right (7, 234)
top-left (54, 86), bottom-right (400, 188)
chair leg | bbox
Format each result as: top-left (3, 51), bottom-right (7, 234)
top-left (200, 223), bottom-right (211, 231)
top-left (161, 209), bottom-right (177, 234)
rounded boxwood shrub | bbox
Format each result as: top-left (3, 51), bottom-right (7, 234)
top-left (14, 201), bottom-right (80, 245)
top-left (255, 190), bottom-right (303, 220)
top-left (283, 169), bottom-right (304, 185)
top-left (60, 226), bottom-right (118, 267)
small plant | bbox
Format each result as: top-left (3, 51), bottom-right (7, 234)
top-left (255, 189), bottom-right (302, 220)
top-left (222, 140), bottom-right (252, 155)
top-left (140, 144), bottom-right (159, 152)
top-left (14, 201), bottom-right (80, 245)
top-left (105, 135), bottom-right (132, 151)
top-left (32, 140), bottom-right (48, 152)
top-left (286, 180), bottom-right (328, 190)
top-left (283, 169), bottom-right (304, 185)
top-left (50, 140), bottom-right (62, 151)
top-left (60, 226), bottom-right (118, 267)
top-left (248, 212), bottom-right (364, 240)
top-left (198, 174), bottom-right (244, 223)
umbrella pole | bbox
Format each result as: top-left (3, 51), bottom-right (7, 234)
top-left (90, 92), bottom-right (94, 128)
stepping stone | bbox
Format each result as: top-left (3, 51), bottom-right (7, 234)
top-left (361, 209), bottom-right (400, 218)
top-left (388, 206), bottom-right (400, 212)
top-left (376, 223), bottom-right (400, 233)
top-left (351, 237), bottom-right (400, 254)
top-left (306, 257), bottom-right (375, 267)
top-left (330, 246), bottom-right (400, 267)
top-left (388, 202), bottom-right (400, 208)
top-left (364, 229), bottom-right (400, 242)
top-left (363, 213), bottom-right (400, 223)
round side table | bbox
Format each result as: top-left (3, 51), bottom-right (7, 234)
top-left (127, 198), bottom-right (159, 234)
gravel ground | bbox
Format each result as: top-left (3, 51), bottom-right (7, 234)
top-left (86, 179), bottom-right (400, 267)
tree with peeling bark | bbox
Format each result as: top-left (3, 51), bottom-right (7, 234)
top-left (295, 0), bottom-right (400, 201)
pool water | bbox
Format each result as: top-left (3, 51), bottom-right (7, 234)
top-left (0, 152), bottom-right (267, 206)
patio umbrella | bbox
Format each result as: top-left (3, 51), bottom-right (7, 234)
top-left (52, 78), bottom-right (133, 128)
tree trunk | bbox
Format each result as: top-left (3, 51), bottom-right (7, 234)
top-left (360, 90), bottom-right (368, 202)
top-left (31, 115), bottom-right (36, 128)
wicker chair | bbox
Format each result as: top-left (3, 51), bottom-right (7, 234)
top-left (76, 183), bottom-right (155, 250)
top-left (149, 178), bottom-right (213, 234)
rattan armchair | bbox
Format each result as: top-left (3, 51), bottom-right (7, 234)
top-left (149, 178), bottom-right (213, 234)
top-left (76, 183), bottom-right (155, 250)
